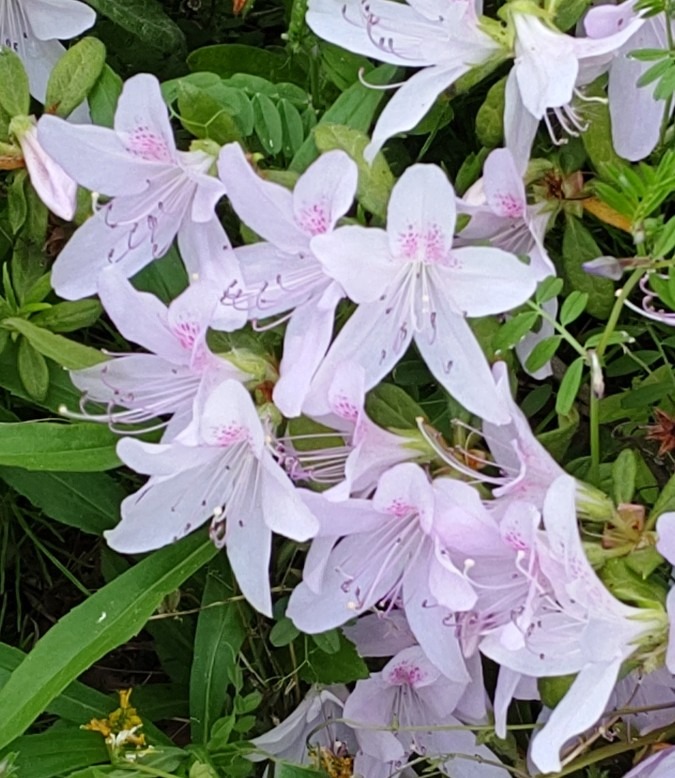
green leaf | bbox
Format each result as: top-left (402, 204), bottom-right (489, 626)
top-left (555, 357), bottom-right (584, 417)
top-left (187, 45), bottom-right (302, 84)
top-left (581, 78), bottom-right (622, 178)
top-left (44, 38), bottom-right (106, 118)
top-left (290, 64), bottom-right (399, 173)
top-left (314, 123), bottom-right (394, 221)
top-left (649, 471), bottom-right (675, 522)
top-left (0, 532), bottom-right (217, 749)
top-left (84, 0), bottom-right (185, 53)
top-left (299, 633), bottom-right (368, 685)
top-left (30, 300), bottom-right (102, 333)
top-left (535, 276), bottom-right (564, 304)
top-left (176, 82), bottom-right (244, 144)
top-left (493, 311), bottom-right (539, 352)
top-left (252, 92), bottom-right (283, 156)
top-left (538, 405), bottom-right (580, 462)
top-left (4, 317), bottom-right (106, 370)
top-left (190, 558), bottom-right (247, 744)
top-left (269, 617), bottom-right (300, 647)
top-left (0, 730), bottom-right (108, 778)
top-left (524, 335), bottom-right (562, 374)
top-left (562, 216), bottom-right (614, 318)
top-left (320, 42), bottom-right (373, 90)
top-left (554, 0), bottom-right (592, 30)
top-left (475, 76), bottom-right (505, 148)
top-left (88, 65), bottom-right (123, 128)
top-left (279, 98), bottom-right (305, 158)
top-left (276, 766), bottom-right (326, 778)
top-left (538, 674), bottom-right (576, 709)
top-left (17, 338), bottom-right (49, 402)
top-left (599, 557), bottom-right (667, 607)
top-left (612, 449), bottom-right (637, 505)
top-left (653, 216), bottom-right (675, 258)
top-left (0, 468), bottom-right (122, 534)
top-left (0, 421), bottom-right (120, 471)
top-left (311, 629), bottom-right (341, 655)
top-left (0, 50), bottom-right (29, 117)
top-left (365, 382), bottom-right (426, 429)
top-left (559, 291), bottom-right (588, 326)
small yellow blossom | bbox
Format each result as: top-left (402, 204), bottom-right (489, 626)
top-left (83, 689), bottom-right (146, 749)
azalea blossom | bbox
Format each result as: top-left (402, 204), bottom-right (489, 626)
top-left (306, 0), bottom-right (504, 161)
top-left (585, 0), bottom-right (674, 161)
top-left (10, 113), bottom-right (76, 220)
top-left (305, 164), bottom-right (537, 424)
top-left (38, 74), bottom-right (238, 302)
top-left (105, 378), bottom-right (319, 616)
top-left (217, 142), bottom-right (357, 417)
top-left (0, 0), bottom-right (95, 103)
top-left (64, 269), bottom-right (247, 439)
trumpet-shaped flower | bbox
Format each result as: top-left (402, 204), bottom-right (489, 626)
top-left (585, 1), bottom-right (673, 161)
top-left (287, 463), bottom-right (476, 681)
top-left (0, 0), bottom-right (95, 103)
top-left (306, 0), bottom-right (503, 161)
top-left (305, 164), bottom-right (537, 424)
top-left (66, 270), bottom-right (246, 439)
top-left (38, 74), bottom-right (236, 301)
top-left (216, 143), bottom-right (358, 417)
top-left (105, 378), bottom-right (319, 616)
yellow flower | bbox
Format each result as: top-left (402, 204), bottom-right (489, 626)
top-left (83, 689), bottom-right (146, 749)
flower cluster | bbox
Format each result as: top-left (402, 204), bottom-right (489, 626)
top-left (17, 0), bottom-right (675, 775)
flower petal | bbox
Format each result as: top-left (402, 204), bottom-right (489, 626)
top-left (260, 453), bottom-right (319, 541)
top-left (482, 148), bottom-right (526, 219)
top-left (22, 0), bottom-right (96, 39)
top-left (503, 69), bottom-right (540, 176)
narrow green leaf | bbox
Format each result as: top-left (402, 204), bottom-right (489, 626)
top-left (535, 277), bottom-right (564, 304)
top-left (0, 49), bottom-right (29, 117)
top-left (475, 76), bottom-right (505, 148)
top-left (559, 291), bottom-right (588, 326)
top-left (4, 317), bottom-right (106, 370)
top-left (88, 65), bottom-right (123, 128)
top-left (190, 559), bottom-right (246, 744)
top-left (555, 357), bottom-right (584, 416)
top-left (252, 92), bottom-right (283, 156)
top-left (0, 421), bottom-right (120, 471)
top-left (525, 336), bottom-right (562, 374)
top-left (17, 338), bottom-right (49, 402)
top-left (0, 730), bottom-right (108, 778)
top-left (0, 532), bottom-right (217, 749)
top-left (612, 449), bottom-right (637, 505)
top-left (365, 382), bottom-right (426, 429)
top-left (493, 311), bottom-right (539, 351)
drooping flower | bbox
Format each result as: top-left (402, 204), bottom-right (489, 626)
top-left (585, 0), bottom-right (673, 161)
top-left (621, 745), bottom-right (675, 777)
top-left (38, 74), bottom-right (238, 302)
top-left (305, 164), bottom-right (537, 424)
top-left (10, 113), bottom-right (76, 220)
top-left (0, 0), bottom-right (95, 103)
top-left (216, 142), bottom-right (358, 417)
top-left (305, 0), bottom-right (504, 161)
top-left (64, 269), bottom-right (246, 439)
top-left (504, 7), bottom-right (644, 171)
top-left (105, 378), bottom-right (319, 616)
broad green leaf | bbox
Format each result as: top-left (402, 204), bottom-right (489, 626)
top-left (320, 42), bottom-right (373, 90)
top-left (187, 45), bottom-right (302, 84)
top-left (0, 533), bottom-right (217, 749)
top-left (0, 421), bottom-right (120, 471)
top-left (612, 449), bottom-right (637, 505)
top-left (366, 382), bottom-right (426, 429)
top-left (276, 766), bottom-right (326, 778)
top-left (555, 357), bottom-right (584, 417)
top-left (0, 50), bottom-right (29, 117)
top-left (4, 317), bottom-right (106, 370)
top-left (279, 98), bottom-right (305, 158)
top-left (88, 65), bottom-right (123, 128)
top-left (600, 557), bottom-right (667, 607)
top-left (554, 0), bottom-right (592, 29)
top-left (290, 64), bottom-right (399, 173)
top-left (84, 0), bottom-right (185, 53)
top-left (311, 629), bottom-right (341, 655)
top-left (525, 335), bottom-right (562, 374)
top-left (269, 616), bottom-right (300, 647)
top-left (650, 471), bottom-right (675, 522)
top-left (17, 337), bottom-right (49, 402)
top-left (538, 674), bottom-right (576, 709)
top-left (299, 633), bottom-right (368, 684)
top-left (0, 730), bottom-right (108, 778)
top-left (562, 216), bottom-right (614, 318)
top-left (45, 38), bottom-right (106, 118)
top-left (538, 405), bottom-right (579, 462)
top-left (176, 82), bottom-right (243, 144)
top-left (0, 468), bottom-right (122, 534)
top-left (581, 78), bottom-right (622, 178)
top-left (475, 76), bottom-right (505, 148)
top-left (190, 558), bottom-right (247, 744)
top-left (314, 123), bottom-right (394, 221)
top-left (493, 311), bottom-right (539, 352)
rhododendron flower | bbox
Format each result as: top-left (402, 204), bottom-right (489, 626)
top-left (306, 164), bottom-right (537, 424)
top-left (505, 8), bottom-right (644, 171)
top-left (38, 74), bottom-right (235, 301)
top-left (306, 0), bottom-right (503, 161)
top-left (622, 746), bottom-right (675, 777)
top-left (217, 143), bottom-right (357, 417)
top-left (105, 379), bottom-right (319, 616)
top-left (344, 646), bottom-right (508, 777)
top-left (287, 463), bottom-right (476, 681)
top-left (0, 0), bottom-right (95, 103)
top-left (585, 0), bottom-right (673, 161)
top-left (10, 114), bottom-right (76, 220)
top-left (65, 270), bottom-right (247, 439)
top-left (655, 512), bottom-right (675, 672)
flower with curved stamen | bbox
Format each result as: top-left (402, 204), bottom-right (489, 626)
top-left (106, 378), bottom-right (319, 616)
top-left (64, 270), bottom-right (247, 439)
top-left (38, 74), bottom-right (240, 303)
top-left (217, 143), bottom-right (358, 417)
top-left (305, 164), bottom-right (537, 424)
top-left (0, 0), bottom-right (95, 104)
